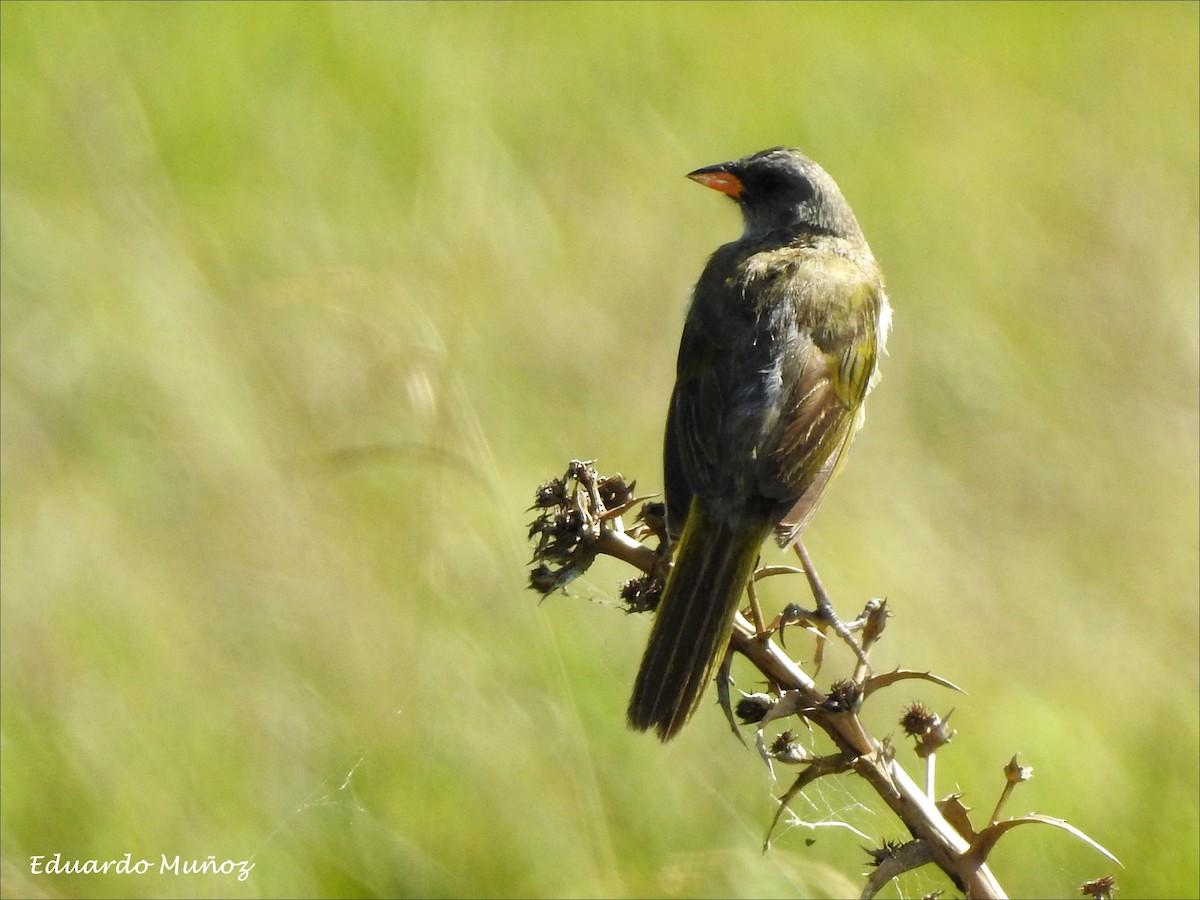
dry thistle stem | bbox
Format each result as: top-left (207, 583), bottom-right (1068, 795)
top-left (525, 460), bottom-right (1121, 899)
top-left (900, 702), bottom-right (956, 800)
top-left (990, 754), bottom-right (1034, 825)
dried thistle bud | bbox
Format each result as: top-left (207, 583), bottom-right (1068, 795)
top-left (735, 692), bottom-right (775, 724)
top-left (531, 508), bottom-right (584, 564)
top-left (565, 459), bottom-right (595, 480)
top-left (597, 474), bottom-right (634, 511)
top-left (769, 730), bottom-right (811, 764)
top-left (901, 702), bottom-right (937, 737)
top-left (528, 564), bottom-right (562, 595)
top-left (913, 708), bottom-right (956, 758)
top-left (527, 462), bottom-right (640, 599)
top-left (1005, 754), bottom-right (1034, 784)
top-left (527, 501), bottom-right (584, 561)
top-left (531, 477), bottom-right (568, 509)
top-left (901, 702), bottom-right (956, 756)
top-left (770, 730), bottom-right (798, 754)
top-left (635, 500), bottom-right (668, 537)
top-left (823, 679), bottom-right (862, 713)
top-left (555, 506), bottom-right (583, 534)
top-left (619, 575), bottom-right (662, 614)
top-left (1080, 875), bottom-right (1116, 899)
top-left (863, 840), bottom-right (904, 867)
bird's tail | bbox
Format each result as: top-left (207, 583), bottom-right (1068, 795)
top-left (628, 500), bottom-right (772, 740)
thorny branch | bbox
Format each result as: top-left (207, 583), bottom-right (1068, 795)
top-left (527, 461), bottom-right (1121, 900)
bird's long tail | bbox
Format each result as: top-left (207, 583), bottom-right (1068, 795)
top-left (628, 500), bottom-right (772, 740)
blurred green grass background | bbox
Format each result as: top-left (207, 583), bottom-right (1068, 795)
top-left (1, 2), bottom-right (1197, 898)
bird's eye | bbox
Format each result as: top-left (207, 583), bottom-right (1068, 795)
top-left (754, 168), bottom-right (814, 202)
top-left (756, 171), bottom-right (787, 193)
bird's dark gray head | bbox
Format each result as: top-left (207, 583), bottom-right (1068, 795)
top-left (687, 147), bottom-right (864, 243)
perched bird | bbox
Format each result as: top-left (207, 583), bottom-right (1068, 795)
top-left (628, 148), bottom-right (891, 741)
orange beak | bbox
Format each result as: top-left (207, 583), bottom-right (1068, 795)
top-left (687, 166), bottom-right (744, 198)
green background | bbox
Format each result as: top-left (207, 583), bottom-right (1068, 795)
top-left (2, 2), bottom-right (1197, 898)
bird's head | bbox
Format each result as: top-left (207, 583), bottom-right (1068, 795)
top-left (687, 147), bottom-right (864, 243)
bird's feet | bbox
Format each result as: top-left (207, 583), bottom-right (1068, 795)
top-left (790, 539), bottom-right (880, 680)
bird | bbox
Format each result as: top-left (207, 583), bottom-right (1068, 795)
top-left (627, 147), bottom-right (891, 741)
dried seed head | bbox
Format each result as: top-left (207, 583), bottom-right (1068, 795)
top-left (901, 702), bottom-right (937, 737)
top-left (769, 729), bottom-right (811, 764)
top-left (532, 477), bottom-right (568, 509)
top-left (735, 692), bottom-right (775, 724)
top-left (1005, 754), bottom-right (1034, 784)
top-left (619, 574), bottom-right (662, 614)
top-left (1080, 875), bottom-right (1116, 899)
top-left (770, 730), bottom-right (798, 754)
top-left (863, 840), bottom-right (905, 867)
top-left (528, 564), bottom-right (562, 595)
top-left (634, 500), bottom-right (668, 540)
top-left (911, 707), bottom-right (956, 758)
top-left (823, 679), bottom-right (862, 713)
top-left (597, 474), bottom-right (634, 512)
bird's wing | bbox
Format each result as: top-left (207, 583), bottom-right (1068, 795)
top-left (766, 256), bottom-right (886, 544)
top-left (664, 322), bottom-right (737, 517)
